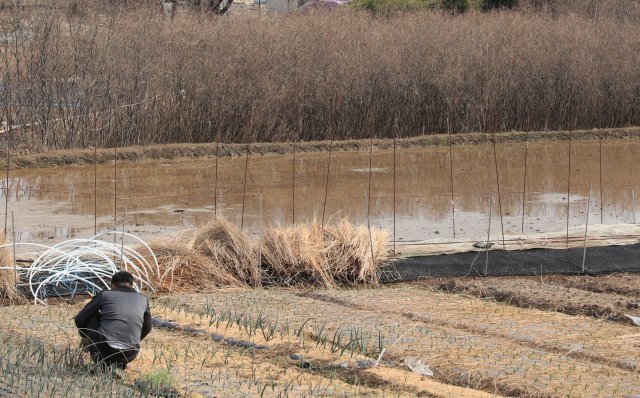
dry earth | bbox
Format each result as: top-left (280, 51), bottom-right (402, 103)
top-left (2, 275), bottom-right (640, 397)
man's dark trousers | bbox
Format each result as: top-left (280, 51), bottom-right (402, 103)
top-left (80, 313), bottom-right (139, 370)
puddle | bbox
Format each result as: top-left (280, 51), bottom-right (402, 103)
top-left (3, 137), bottom-right (640, 249)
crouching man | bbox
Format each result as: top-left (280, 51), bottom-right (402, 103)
top-left (75, 271), bottom-right (152, 372)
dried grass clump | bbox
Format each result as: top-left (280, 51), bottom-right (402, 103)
top-left (0, 234), bottom-right (20, 303)
top-left (322, 219), bottom-right (390, 285)
top-left (189, 218), bottom-right (260, 287)
top-left (260, 225), bottom-right (333, 287)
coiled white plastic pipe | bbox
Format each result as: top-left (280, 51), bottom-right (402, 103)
top-left (0, 231), bottom-right (159, 305)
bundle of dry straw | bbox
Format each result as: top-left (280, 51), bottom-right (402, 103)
top-left (260, 219), bottom-right (389, 287)
top-left (152, 218), bottom-right (260, 293)
top-left (260, 224), bottom-right (332, 287)
top-left (152, 218), bottom-right (389, 293)
top-left (322, 219), bottom-right (389, 285)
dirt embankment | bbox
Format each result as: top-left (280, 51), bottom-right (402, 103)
top-left (6, 126), bottom-right (640, 170)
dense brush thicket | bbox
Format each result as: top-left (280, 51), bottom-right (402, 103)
top-left (1, 0), bottom-right (640, 150)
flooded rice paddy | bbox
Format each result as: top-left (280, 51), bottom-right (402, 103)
top-left (4, 137), bottom-right (640, 248)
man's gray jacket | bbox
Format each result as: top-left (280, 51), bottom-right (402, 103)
top-left (75, 287), bottom-right (152, 350)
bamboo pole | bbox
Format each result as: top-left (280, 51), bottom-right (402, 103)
top-left (582, 182), bottom-right (592, 273)
top-left (633, 189), bottom-right (637, 224)
top-left (321, 138), bottom-right (333, 229)
top-left (367, 132), bottom-right (373, 227)
top-left (447, 118), bottom-right (456, 239)
top-left (4, 85), bottom-right (11, 235)
top-left (11, 211), bottom-right (16, 292)
top-left (94, 112), bottom-right (98, 235)
top-left (214, 131), bottom-right (220, 220)
top-left (392, 119), bottom-right (397, 257)
top-left (120, 204), bottom-right (126, 267)
top-left (292, 138), bottom-right (296, 225)
top-left (599, 136), bottom-right (603, 224)
top-left (365, 194), bottom-right (375, 273)
top-left (240, 143), bottom-right (250, 230)
top-left (521, 140), bottom-right (529, 234)
top-left (566, 131), bottom-right (572, 248)
top-left (113, 113), bottom-right (118, 231)
top-left (491, 133), bottom-right (506, 249)
top-left (485, 194), bottom-right (493, 276)
top-left (259, 193), bottom-right (263, 277)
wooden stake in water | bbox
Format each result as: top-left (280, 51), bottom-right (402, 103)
top-left (491, 133), bottom-right (506, 250)
top-left (582, 182), bottom-right (592, 273)
top-left (240, 143), bottom-right (250, 230)
top-left (321, 138), bottom-right (333, 228)
top-left (447, 118), bottom-right (456, 239)
top-left (599, 136), bottom-right (603, 224)
top-left (521, 141), bottom-right (529, 234)
top-left (485, 194), bottom-right (493, 276)
top-left (566, 131), bottom-right (572, 248)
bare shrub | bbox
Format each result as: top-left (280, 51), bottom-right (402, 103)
top-left (2, 3), bottom-right (640, 150)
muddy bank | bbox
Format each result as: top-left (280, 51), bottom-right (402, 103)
top-left (6, 126), bottom-right (640, 170)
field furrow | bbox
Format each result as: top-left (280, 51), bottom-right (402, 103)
top-left (434, 277), bottom-right (640, 325)
top-left (162, 289), bottom-right (640, 397)
top-left (540, 274), bottom-right (640, 297)
top-left (301, 285), bottom-right (640, 371)
top-left (0, 303), bottom-right (497, 398)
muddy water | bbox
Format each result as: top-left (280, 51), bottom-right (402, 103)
top-left (4, 137), bottom-right (640, 248)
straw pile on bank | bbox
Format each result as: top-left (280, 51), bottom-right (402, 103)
top-left (260, 224), bottom-right (332, 286)
top-left (191, 218), bottom-right (261, 286)
top-left (260, 220), bottom-right (389, 287)
top-left (322, 219), bottom-right (389, 285)
top-left (154, 218), bottom-right (389, 293)
top-left (153, 219), bottom-right (260, 293)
